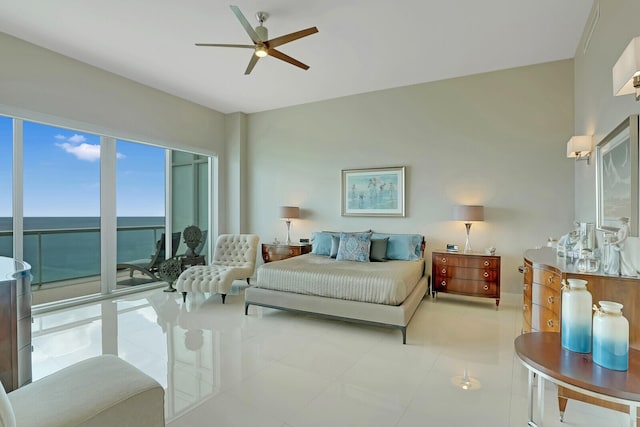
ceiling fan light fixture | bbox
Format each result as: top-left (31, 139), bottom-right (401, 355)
top-left (255, 45), bottom-right (268, 57)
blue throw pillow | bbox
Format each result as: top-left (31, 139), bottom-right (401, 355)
top-left (311, 231), bottom-right (337, 256)
top-left (371, 233), bottom-right (422, 260)
top-left (336, 232), bottom-right (372, 262)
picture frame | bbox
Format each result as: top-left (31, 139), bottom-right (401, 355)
top-left (596, 114), bottom-right (639, 236)
top-left (341, 166), bottom-right (405, 217)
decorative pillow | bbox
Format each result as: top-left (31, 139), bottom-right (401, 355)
top-left (369, 237), bottom-right (389, 262)
top-left (311, 231), bottom-right (338, 256)
top-left (336, 232), bottom-right (372, 262)
top-left (371, 233), bottom-right (422, 260)
top-left (330, 235), bottom-right (340, 258)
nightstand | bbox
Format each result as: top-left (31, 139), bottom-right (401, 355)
top-left (261, 243), bottom-right (312, 263)
top-left (432, 250), bottom-right (501, 307)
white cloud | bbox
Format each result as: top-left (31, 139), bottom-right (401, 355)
top-left (68, 134), bottom-right (87, 143)
top-left (54, 134), bottom-right (66, 140)
top-left (55, 142), bottom-right (101, 162)
top-left (117, 152), bottom-right (126, 159)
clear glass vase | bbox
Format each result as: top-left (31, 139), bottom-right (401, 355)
top-left (561, 279), bottom-right (592, 353)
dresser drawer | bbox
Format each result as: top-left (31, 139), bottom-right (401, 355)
top-left (531, 304), bottom-right (559, 332)
top-left (531, 283), bottom-right (560, 315)
top-left (532, 267), bottom-right (561, 290)
top-left (433, 254), bottom-right (499, 269)
top-left (436, 266), bottom-right (498, 281)
top-left (434, 278), bottom-right (498, 297)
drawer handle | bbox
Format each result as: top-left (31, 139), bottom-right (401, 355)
top-left (524, 266), bottom-right (530, 273)
top-left (523, 284), bottom-right (528, 290)
top-left (483, 272), bottom-right (489, 278)
top-left (484, 260), bottom-right (490, 266)
top-left (548, 276), bottom-right (554, 284)
top-left (483, 285), bottom-right (489, 290)
top-left (523, 304), bottom-right (528, 311)
top-left (547, 319), bottom-right (554, 328)
top-left (441, 257), bottom-right (447, 263)
top-left (547, 296), bottom-right (554, 304)
top-left (441, 268), bottom-right (446, 274)
top-left (440, 281), bottom-right (446, 286)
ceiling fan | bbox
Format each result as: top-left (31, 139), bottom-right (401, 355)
top-left (195, 5), bottom-right (319, 75)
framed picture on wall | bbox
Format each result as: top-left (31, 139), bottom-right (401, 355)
top-left (341, 166), bottom-right (405, 217)
top-left (596, 114), bottom-right (639, 236)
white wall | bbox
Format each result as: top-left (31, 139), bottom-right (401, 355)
top-left (0, 31), bottom-right (225, 154)
top-left (573, 0), bottom-right (640, 268)
top-left (247, 60), bottom-right (576, 293)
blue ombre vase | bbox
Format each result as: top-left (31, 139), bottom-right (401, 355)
top-left (561, 279), bottom-right (592, 353)
top-left (593, 301), bottom-right (629, 371)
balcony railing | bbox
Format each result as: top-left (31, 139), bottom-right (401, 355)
top-left (0, 225), bottom-right (165, 285)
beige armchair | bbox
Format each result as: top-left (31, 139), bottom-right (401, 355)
top-left (176, 234), bottom-right (259, 304)
top-left (1, 355), bottom-right (164, 427)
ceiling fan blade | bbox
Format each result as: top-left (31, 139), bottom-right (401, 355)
top-left (195, 43), bottom-right (255, 48)
top-left (267, 27), bottom-right (318, 49)
top-left (230, 5), bottom-right (261, 44)
top-left (244, 54), bottom-right (260, 75)
top-left (268, 49), bottom-right (310, 70)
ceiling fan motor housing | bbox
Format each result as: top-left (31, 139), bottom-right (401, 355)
top-left (255, 25), bottom-right (268, 42)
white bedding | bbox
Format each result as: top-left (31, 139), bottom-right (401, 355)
top-left (256, 254), bottom-right (425, 305)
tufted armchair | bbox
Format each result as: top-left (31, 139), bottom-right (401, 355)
top-left (176, 234), bottom-right (259, 304)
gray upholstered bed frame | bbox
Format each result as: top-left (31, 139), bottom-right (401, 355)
top-left (244, 274), bottom-right (429, 344)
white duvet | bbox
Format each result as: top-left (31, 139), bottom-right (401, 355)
top-left (256, 254), bottom-right (425, 305)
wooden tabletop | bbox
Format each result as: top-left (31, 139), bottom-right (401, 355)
top-left (515, 332), bottom-right (640, 402)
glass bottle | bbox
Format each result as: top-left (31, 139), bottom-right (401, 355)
top-left (561, 279), bottom-right (592, 353)
top-left (593, 301), bottom-right (629, 371)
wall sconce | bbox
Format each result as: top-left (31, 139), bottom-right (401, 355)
top-left (613, 36), bottom-right (640, 101)
top-left (452, 205), bottom-right (484, 253)
top-left (566, 135), bottom-right (593, 164)
top-left (279, 206), bottom-right (299, 244)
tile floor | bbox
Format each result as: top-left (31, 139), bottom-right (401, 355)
top-left (32, 283), bottom-right (629, 426)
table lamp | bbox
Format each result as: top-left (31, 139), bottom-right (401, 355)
top-left (279, 206), bottom-right (300, 244)
top-left (453, 205), bottom-right (484, 253)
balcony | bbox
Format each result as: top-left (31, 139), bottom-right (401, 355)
top-left (0, 223), bottom-right (178, 306)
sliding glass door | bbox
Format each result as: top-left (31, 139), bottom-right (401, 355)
top-left (0, 116), bottom-right (12, 257)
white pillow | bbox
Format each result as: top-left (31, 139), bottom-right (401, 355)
top-left (0, 382), bottom-right (16, 427)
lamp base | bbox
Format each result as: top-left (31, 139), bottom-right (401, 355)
top-left (464, 223), bottom-right (472, 253)
top-left (285, 220), bottom-right (292, 244)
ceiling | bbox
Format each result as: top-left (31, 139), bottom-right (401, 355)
top-left (0, 1), bottom-right (593, 114)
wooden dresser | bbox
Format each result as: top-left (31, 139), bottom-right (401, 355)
top-left (432, 250), bottom-right (501, 307)
top-left (0, 257), bottom-right (32, 392)
top-left (261, 243), bottom-right (312, 263)
top-left (522, 247), bottom-right (640, 420)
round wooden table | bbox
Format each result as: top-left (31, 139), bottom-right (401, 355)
top-left (514, 332), bottom-right (640, 426)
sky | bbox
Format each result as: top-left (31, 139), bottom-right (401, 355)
top-left (0, 116), bottom-right (165, 217)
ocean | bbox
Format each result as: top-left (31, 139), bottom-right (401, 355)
top-left (0, 217), bottom-right (166, 284)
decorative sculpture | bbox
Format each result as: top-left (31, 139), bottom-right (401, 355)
top-left (183, 225), bottom-right (203, 257)
top-left (159, 257), bottom-right (182, 292)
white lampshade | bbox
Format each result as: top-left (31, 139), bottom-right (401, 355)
top-left (452, 205), bottom-right (484, 222)
top-left (613, 36), bottom-right (640, 98)
top-left (567, 135), bottom-right (593, 158)
top-left (279, 206), bottom-right (299, 219)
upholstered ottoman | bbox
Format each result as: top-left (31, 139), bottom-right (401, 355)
top-left (1, 355), bottom-right (164, 427)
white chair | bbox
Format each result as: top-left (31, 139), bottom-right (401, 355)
top-left (176, 234), bottom-right (259, 304)
top-left (1, 355), bottom-right (164, 427)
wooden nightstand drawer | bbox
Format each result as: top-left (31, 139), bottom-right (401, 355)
top-left (436, 266), bottom-right (498, 281)
top-left (433, 254), bottom-right (499, 269)
top-left (262, 243), bottom-right (312, 263)
top-left (434, 278), bottom-right (498, 297)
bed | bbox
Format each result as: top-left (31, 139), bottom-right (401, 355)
top-left (244, 232), bottom-right (428, 344)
